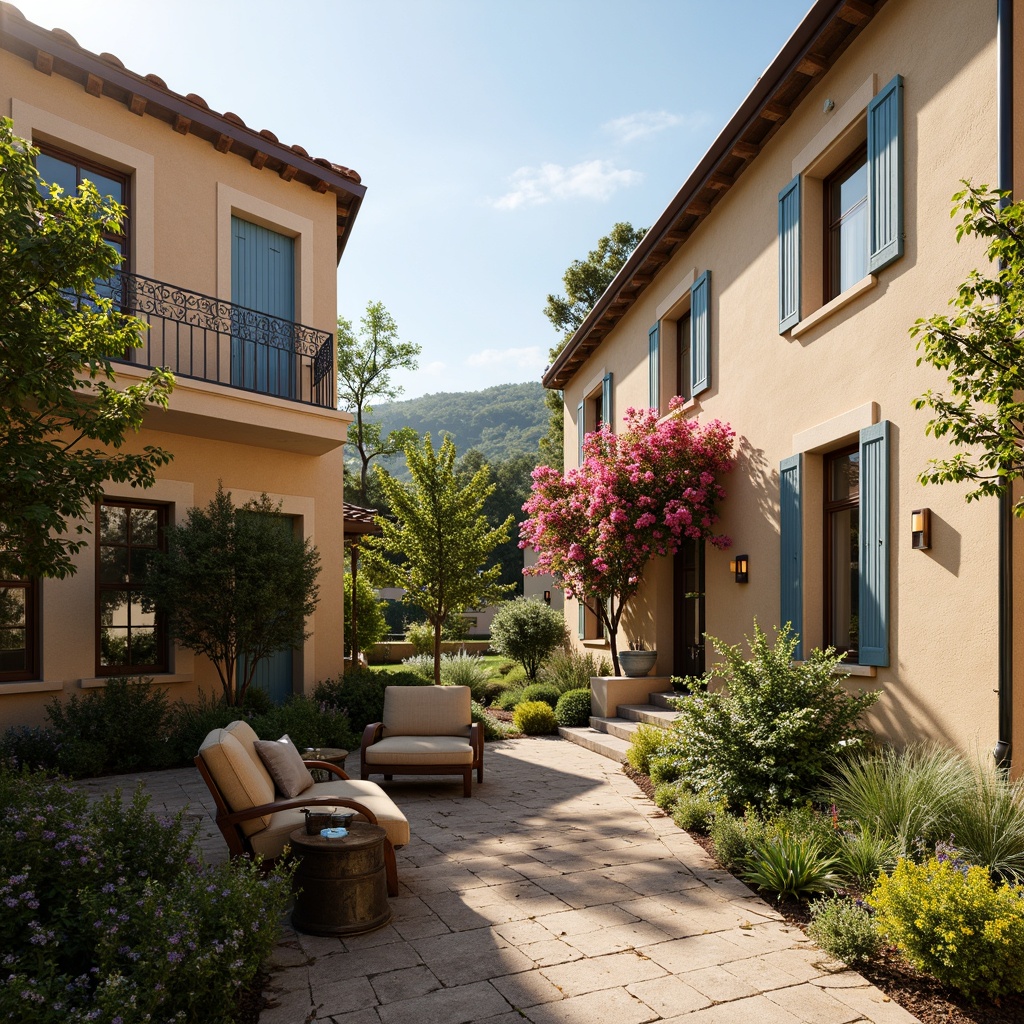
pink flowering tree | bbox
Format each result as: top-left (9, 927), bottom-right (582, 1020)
top-left (520, 397), bottom-right (735, 675)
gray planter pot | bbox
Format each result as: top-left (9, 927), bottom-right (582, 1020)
top-left (618, 650), bottom-right (657, 677)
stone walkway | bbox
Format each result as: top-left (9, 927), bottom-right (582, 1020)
top-left (78, 737), bottom-right (919, 1024)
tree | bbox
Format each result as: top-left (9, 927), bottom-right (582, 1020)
top-left (912, 182), bottom-right (1024, 515)
top-left (344, 570), bottom-right (388, 658)
top-left (490, 597), bottom-right (568, 680)
top-left (539, 222), bottom-right (647, 470)
top-left (361, 434), bottom-right (514, 683)
top-left (521, 398), bottom-right (735, 675)
top-left (146, 486), bottom-right (321, 706)
top-left (337, 302), bottom-right (421, 506)
top-left (0, 118), bottom-right (174, 580)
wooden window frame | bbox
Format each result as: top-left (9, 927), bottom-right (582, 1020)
top-left (0, 577), bottom-right (39, 683)
top-left (95, 499), bottom-right (168, 677)
top-left (823, 445), bottom-right (860, 661)
top-left (823, 144), bottom-right (868, 303)
top-left (676, 311), bottom-right (691, 402)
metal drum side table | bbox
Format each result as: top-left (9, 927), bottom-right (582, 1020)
top-left (289, 822), bottom-right (392, 936)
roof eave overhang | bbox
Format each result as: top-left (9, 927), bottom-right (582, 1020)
top-left (542, 0), bottom-right (885, 391)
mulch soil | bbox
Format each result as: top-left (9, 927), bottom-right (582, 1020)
top-left (622, 764), bottom-right (1024, 1024)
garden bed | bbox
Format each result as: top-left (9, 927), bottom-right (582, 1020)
top-left (623, 764), bottom-right (1024, 1024)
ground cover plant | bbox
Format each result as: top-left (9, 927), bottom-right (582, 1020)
top-left (0, 767), bottom-right (292, 1023)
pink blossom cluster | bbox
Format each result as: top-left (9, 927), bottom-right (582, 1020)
top-left (520, 397), bottom-right (735, 615)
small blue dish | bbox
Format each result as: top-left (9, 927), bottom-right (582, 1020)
top-left (320, 827), bottom-right (348, 839)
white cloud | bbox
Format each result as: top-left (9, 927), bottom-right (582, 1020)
top-left (420, 360), bottom-right (446, 376)
top-left (602, 110), bottom-right (710, 144)
top-left (466, 346), bottom-right (544, 369)
top-left (493, 160), bottom-right (642, 210)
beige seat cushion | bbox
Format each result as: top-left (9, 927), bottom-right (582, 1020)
top-left (224, 720), bottom-right (275, 793)
top-left (247, 778), bottom-right (410, 858)
top-left (199, 729), bottom-right (274, 835)
top-left (254, 734), bottom-right (315, 798)
top-left (363, 736), bottom-right (474, 766)
top-left (382, 685), bottom-right (471, 737)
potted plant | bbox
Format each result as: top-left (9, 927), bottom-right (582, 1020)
top-left (618, 637), bottom-right (657, 677)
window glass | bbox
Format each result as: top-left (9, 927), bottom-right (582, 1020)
top-left (96, 501), bottom-right (166, 674)
top-left (825, 449), bottom-right (859, 658)
top-left (826, 149), bottom-right (868, 299)
top-left (0, 579), bottom-right (36, 681)
top-left (677, 312), bottom-right (691, 401)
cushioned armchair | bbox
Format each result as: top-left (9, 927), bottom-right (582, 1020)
top-left (195, 720), bottom-right (409, 895)
top-left (360, 685), bottom-right (483, 797)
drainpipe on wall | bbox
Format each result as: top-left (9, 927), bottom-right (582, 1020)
top-left (995, 0), bottom-right (1013, 772)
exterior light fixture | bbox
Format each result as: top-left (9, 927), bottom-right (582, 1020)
top-left (729, 555), bottom-right (749, 583)
top-left (911, 508), bottom-right (931, 550)
top-left (543, 590), bottom-right (551, 605)
top-left (823, 97), bottom-right (835, 113)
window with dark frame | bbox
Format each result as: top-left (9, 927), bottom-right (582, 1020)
top-left (0, 578), bottom-right (38, 682)
top-left (824, 145), bottom-right (868, 302)
top-left (676, 311), bottom-right (691, 402)
top-left (35, 143), bottom-right (130, 277)
top-left (96, 501), bottom-right (168, 676)
top-left (824, 446), bottom-right (860, 660)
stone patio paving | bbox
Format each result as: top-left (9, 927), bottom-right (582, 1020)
top-left (77, 736), bottom-right (919, 1024)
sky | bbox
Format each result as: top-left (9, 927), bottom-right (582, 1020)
top-left (14, 0), bottom-right (813, 401)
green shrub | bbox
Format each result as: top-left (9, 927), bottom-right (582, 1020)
top-left (822, 744), bottom-right (968, 858)
top-left (0, 724), bottom-right (62, 773)
top-left (554, 688), bottom-right (592, 727)
top-left (671, 790), bottom-right (719, 833)
top-left (402, 653), bottom-right (435, 679)
top-left (520, 682), bottom-right (561, 709)
top-left (512, 700), bottom-right (557, 735)
top-left (649, 755), bottom-right (683, 786)
top-left (834, 825), bottom-right (899, 890)
top-left (313, 669), bottom-right (431, 732)
top-left (741, 833), bottom-right (841, 901)
top-left (440, 651), bottom-right (491, 700)
top-left (625, 723), bottom-right (666, 775)
top-left (497, 660), bottom-right (517, 675)
top-left (250, 695), bottom-right (355, 751)
top-left (344, 570), bottom-right (389, 655)
top-left (653, 780), bottom-right (687, 811)
top-left (494, 686), bottom-right (525, 711)
top-left (45, 676), bottom-right (175, 778)
top-left (807, 897), bottom-right (881, 965)
top-left (164, 688), bottom-right (238, 764)
top-left (490, 597), bottom-right (568, 680)
top-left (871, 854), bottom-right (1024, 999)
top-left (539, 647), bottom-right (612, 693)
top-left (0, 767), bottom-right (293, 1022)
top-left (405, 620), bottom-right (435, 654)
top-left (666, 623), bottom-right (878, 809)
top-left (471, 700), bottom-right (514, 740)
top-left (710, 811), bottom-right (750, 869)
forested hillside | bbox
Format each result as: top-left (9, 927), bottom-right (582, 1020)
top-left (372, 380), bottom-right (548, 473)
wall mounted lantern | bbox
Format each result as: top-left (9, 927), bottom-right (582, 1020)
top-left (911, 508), bottom-right (931, 550)
top-left (543, 590), bottom-right (551, 605)
top-left (729, 555), bottom-right (749, 583)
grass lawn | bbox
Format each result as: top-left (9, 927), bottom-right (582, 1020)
top-left (374, 654), bottom-right (510, 680)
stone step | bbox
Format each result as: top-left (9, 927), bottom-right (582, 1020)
top-left (557, 726), bottom-right (631, 761)
top-left (617, 704), bottom-right (679, 729)
top-left (650, 691), bottom-right (683, 710)
top-left (588, 716), bottom-right (642, 743)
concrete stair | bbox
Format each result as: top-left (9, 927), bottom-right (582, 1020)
top-left (559, 690), bottom-right (680, 762)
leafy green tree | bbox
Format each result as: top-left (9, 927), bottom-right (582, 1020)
top-left (344, 570), bottom-right (388, 657)
top-left (147, 486), bottom-right (321, 706)
top-left (913, 183), bottom-right (1024, 515)
top-left (0, 118), bottom-right (174, 580)
top-left (337, 302), bottom-right (421, 506)
top-left (539, 222), bottom-right (647, 470)
top-left (490, 597), bottom-right (568, 680)
top-left (362, 434), bottom-right (513, 683)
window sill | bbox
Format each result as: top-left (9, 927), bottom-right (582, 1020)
top-left (79, 673), bottom-right (194, 689)
top-left (581, 639), bottom-right (610, 649)
top-left (839, 663), bottom-right (877, 678)
top-left (791, 274), bottom-right (877, 338)
top-left (0, 678), bottom-right (64, 695)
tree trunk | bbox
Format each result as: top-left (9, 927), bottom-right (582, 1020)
top-left (433, 619), bottom-right (442, 685)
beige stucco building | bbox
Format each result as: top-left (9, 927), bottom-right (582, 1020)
top-left (545, 0), bottom-right (1024, 774)
top-left (1, 6), bottom-right (362, 724)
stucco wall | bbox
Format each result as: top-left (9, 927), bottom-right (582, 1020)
top-left (559, 0), bottom-right (1004, 757)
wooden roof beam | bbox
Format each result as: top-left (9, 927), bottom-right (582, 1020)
top-left (731, 140), bottom-right (759, 160)
top-left (34, 50), bottom-right (53, 74)
top-left (798, 52), bottom-right (829, 76)
top-left (760, 101), bottom-right (789, 121)
top-left (839, 0), bottom-right (873, 24)
top-left (128, 93), bottom-right (146, 116)
top-left (173, 114), bottom-right (191, 135)
top-left (85, 72), bottom-right (103, 97)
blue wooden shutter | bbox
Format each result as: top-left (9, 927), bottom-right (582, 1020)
top-left (602, 372), bottom-right (613, 430)
top-left (867, 75), bottom-right (904, 273)
top-left (690, 270), bottom-right (711, 397)
top-left (859, 421), bottom-right (890, 666)
top-left (576, 401), bottom-right (585, 466)
top-left (648, 324), bottom-right (660, 412)
top-left (779, 454), bottom-right (803, 660)
top-left (778, 175), bottom-right (801, 332)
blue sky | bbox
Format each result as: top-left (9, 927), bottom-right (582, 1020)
top-left (16, 0), bottom-right (812, 400)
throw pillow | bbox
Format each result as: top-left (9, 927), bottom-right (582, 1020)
top-left (253, 734), bottom-right (315, 799)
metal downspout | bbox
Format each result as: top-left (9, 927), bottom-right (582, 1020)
top-left (995, 0), bottom-right (1014, 771)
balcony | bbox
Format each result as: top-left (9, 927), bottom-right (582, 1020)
top-left (107, 270), bottom-right (335, 409)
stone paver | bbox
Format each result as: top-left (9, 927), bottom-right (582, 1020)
top-left (78, 736), bottom-right (919, 1022)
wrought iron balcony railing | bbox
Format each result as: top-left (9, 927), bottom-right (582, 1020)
top-left (105, 270), bottom-right (335, 409)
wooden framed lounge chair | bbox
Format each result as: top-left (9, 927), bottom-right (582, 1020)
top-left (195, 720), bottom-right (409, 895)
top-left (360, 685), bottom-right (483, 797)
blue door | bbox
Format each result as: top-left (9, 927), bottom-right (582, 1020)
top-left (231, 217), bottom-right (295, 398)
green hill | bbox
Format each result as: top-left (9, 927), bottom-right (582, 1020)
top-left (372, 380), bottom-right (548, 472)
